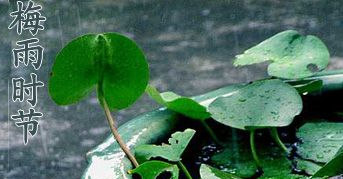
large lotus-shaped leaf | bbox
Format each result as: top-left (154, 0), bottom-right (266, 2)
top-left (208, 79), bottom-right (302, 130)
top-left (234, 30), bottom-right (330, 79)
top-left (49, 33), bottom-right (149, 110)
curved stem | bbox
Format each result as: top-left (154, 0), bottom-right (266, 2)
top-left (101, 97), bottom-right (139, 168)
top-left (250, 130), bottom-right (262, 168)
top-left (177, 161), bottom-right (193, 179)
top-left (269, 128), bottom-right (288, 153)
top-left (201, 120), bottom-right (222, 145)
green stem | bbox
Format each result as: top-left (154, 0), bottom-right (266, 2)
top-left (177, 161), bottom-right (193, 179)
top-left (270, 128), bottom-right (288, 153)
top-left (201, 120), bottom-right (222, 145)
top-left (250, 130), bottom-right (262, 168)
top-left (100, 96), bottom-right (139, 168)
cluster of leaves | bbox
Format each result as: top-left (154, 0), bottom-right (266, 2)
top-left (130, 129), bottom-right (195, 179)
top-left (132, 30), bottom-right (342, 178)
top-left (48, 30), bottom-right (342, 179)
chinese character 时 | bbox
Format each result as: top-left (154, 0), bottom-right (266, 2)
top-left (11, 108), bottom-right (42, 145)
top-left (12, 73), bottom-right (44, 106)
top-left (8, 0), bottom-right (46, 36)
top-left (12, 38), bottom-right (44, 70)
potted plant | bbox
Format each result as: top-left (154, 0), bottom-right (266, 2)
top-left (48, 30), bottom-right (343, 179)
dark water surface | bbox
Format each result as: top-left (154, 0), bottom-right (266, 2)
top-left (0, 0), bottom-right (343, 178)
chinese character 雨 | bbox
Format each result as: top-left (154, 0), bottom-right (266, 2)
top-left (12, 38), bottom-right (44, 70)
top-left (8, 0), bottom-right (46, 36)
top-left (12, 73), bottom-right (44, 106)
top-left (11, 108), bottom-right (42, 145)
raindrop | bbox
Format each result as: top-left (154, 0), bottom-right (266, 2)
top-left (238, 98), bottom-right (246, 102)
top-left (316, 153), bottom-right (324, 159)
top-left (324, 149), bottom-right (332, 153)
top-left (271, 111), bottom-right (279, 115)
top-left (307, 63), bottom-right (319, 72)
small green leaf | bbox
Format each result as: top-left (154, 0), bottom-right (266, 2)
top-left (313, 146), bottom-right (343, 177)
top-left (208, 79), bottom-right (302, 130)
top-left (129, 160), bottom-right (179, 179)
top-left (146, 85), bottom-right (211, 120)
top-left (49, 33), bottom-right (149, 110)
top-left (234, 30), bottom-right (330, 79)
top-left (297, 122), bottom-right (343, 163)
top-left (135, 129), bottom-right (196, 162)
top-left (199, 164), bottom-right (241, 179)
top-left (288, 79), bottom-right (323, 94)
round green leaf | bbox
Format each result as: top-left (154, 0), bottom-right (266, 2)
top-left (234, 30), bottom-right (330, 79)
top-left (49, 33), bottom-right (149, 110)
top-left (101, 33), bottom-right (149, 109)
top-left (49, 34), bottom-right (99, 105)
top-left (129, 160), bottom-right (179, 179)
top-left (208, 79), bottom-right (302, 130)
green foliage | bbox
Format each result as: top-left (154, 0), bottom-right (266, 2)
top-left (297, 122), bottom-right (343, 163)
top-left (295, 123), bottom-right (343, 177)
top-left (234, 30), bottom-right (330, 79)
top-left (135, 129), bottom-right (196, 162)
top-left (49, 33), bottom-right (149, 110)
top-left (258, 175), bottom-right (308, 179)
top-left (211, 136), bottom-right (292, 178)
top-left (146, 85), bottom-right (210, 120)
top-left (79, 30), bottom-right (342, 179)
top-left (313, 146), bottom-right (343, 177)
top-left (129, 160), bottom-right (179, 179)
top-left (208, 79), bottom-right (302, 130)
top-left (199, 164), bottom-right (242, 179)
top-left (296, 159), bottom-right (322, 175)
top-left (288, 79), bottom-right (323, 94)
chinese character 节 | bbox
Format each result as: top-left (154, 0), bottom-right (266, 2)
top-left (11, 108), bottom-right (42, 145)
